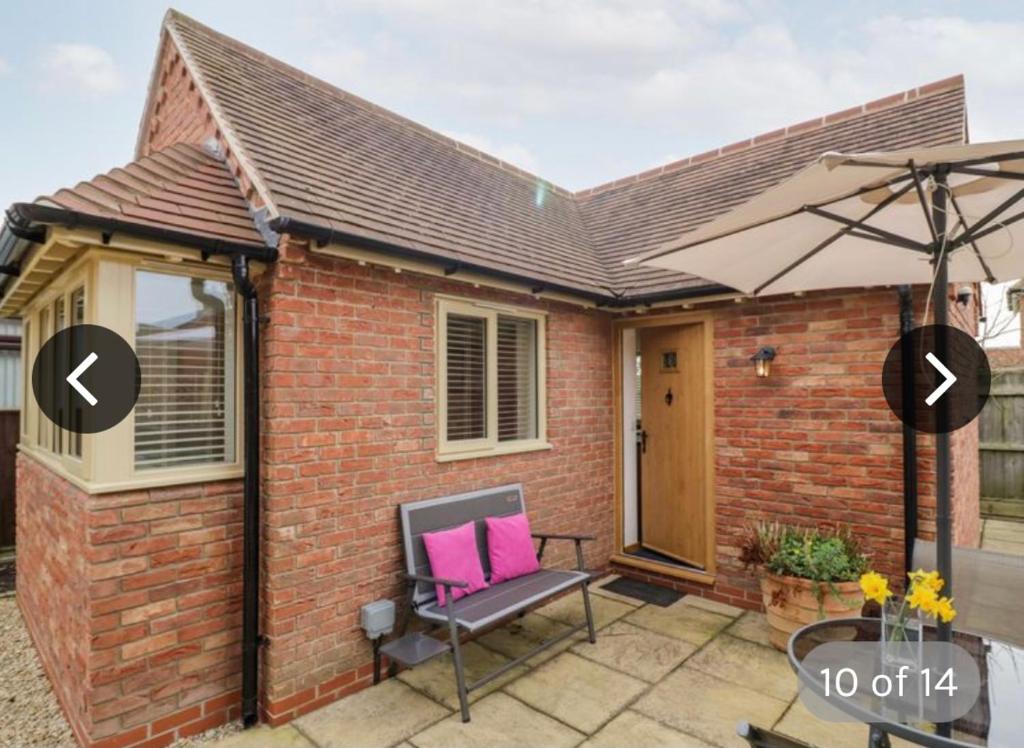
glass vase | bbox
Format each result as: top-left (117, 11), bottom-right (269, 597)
top-left (880, 598), bottom-right (922, 670)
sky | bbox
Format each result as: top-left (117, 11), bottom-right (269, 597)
top-left (0, 0), bottom-right (1020, 338)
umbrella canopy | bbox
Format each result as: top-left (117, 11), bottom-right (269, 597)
top-left (632, 139), bottom-right (1024, 656)
top-left (631, 140), bottom-right (1024, 294)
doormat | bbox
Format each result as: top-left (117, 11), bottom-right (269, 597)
top-left (0, 560), bottom-right (13, 597)
top-left (600, 577), bottom-right (683, 607)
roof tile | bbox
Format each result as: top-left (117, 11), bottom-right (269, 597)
top-left (33, 142), bottom-right (267, 249)
top-left (137, 12), bottom-right (969, 300)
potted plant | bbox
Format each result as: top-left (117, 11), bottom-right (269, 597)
top-left (740, 522), bottom-right (868, 651)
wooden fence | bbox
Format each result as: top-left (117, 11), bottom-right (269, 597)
top-left (0, 410), bottom-right (16, 548)
top-left (979, 368), bottom-right (1024, 519)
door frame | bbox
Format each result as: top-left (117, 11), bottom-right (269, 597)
top-left (611, 311), bottom-right (717, 585)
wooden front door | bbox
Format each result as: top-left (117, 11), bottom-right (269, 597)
top-left (638, 323), bottom-right (707, 568)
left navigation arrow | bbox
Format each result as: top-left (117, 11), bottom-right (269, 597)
top-left (66, 351), bottom-right (99, 406)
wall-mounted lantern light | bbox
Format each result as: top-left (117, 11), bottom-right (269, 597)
top-left (751, 346), bottom-right (776, 378)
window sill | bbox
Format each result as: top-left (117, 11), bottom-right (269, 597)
top-left (19, 445), bottom-right (243, 495)
top-left (436, 440), bottom-right (553, 463)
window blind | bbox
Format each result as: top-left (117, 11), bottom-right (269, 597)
top-left (446, 313), bottom-right (487, 441)
top-left (134, 272), bottom-right (235, 470)
top-left (497, 315), bottom-right (537, 441)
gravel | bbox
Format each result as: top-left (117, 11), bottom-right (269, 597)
top-left (0, 596), bottom-right (76, 747)
top-left (168, 720), bottom-right (243, 748)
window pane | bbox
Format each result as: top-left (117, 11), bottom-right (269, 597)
top-left (446, 313), bottom-right (486, 441)
top-left (497, 315), bottom-right (537, 442)
top-left (134, 271), bottom-right (235, 470)
top-left (70, 287), bottom-right (85, 456)
top-left (37, 308), bottom-right (48, 447)
top-left (53, 298), bottom-right (65, 454)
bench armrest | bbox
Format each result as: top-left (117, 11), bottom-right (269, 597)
top-left (532, 533), bottom-right (593, 571)
top-left (400, 572), bottom-right (470, 589)
top-left (532, 532), bottom-right (595, 542)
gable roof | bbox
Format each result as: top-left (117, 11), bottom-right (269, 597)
top-left (157, 11), bottom-right (966, 303)
top-left (4, 10), bottom-right (968, 309)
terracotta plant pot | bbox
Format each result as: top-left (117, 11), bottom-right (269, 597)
top-left (760, 572), bottom-right (864, 651)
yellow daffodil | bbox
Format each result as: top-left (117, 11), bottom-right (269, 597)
top-left (908, 568), bottom-right (944, 593)
top-left (934, 597), bottom-right (957, 624)
top-left (906, 582), bottom-right (938, 612)
top-left (859, 571), bottom-right (893, 605)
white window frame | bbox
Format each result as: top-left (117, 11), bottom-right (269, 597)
top-left (435, 295), bottom-right (549, 461)
top-left (18, 249), bottom-right (244, 493)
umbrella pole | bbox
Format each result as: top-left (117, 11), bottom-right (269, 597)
top-left (931, 169), bottom-right (953, 645)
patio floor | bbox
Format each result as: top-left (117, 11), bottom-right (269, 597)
top-left (981, 518), bottom-right (1024, 555)
top-left (208, 576), bottom-right (921, 748)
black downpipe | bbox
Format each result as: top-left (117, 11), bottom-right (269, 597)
top-left (898, 286), bottom-right (918, 574)
top-left (232, 255), bottom-right (261, 727)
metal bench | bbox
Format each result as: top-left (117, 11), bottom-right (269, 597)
top-left (375, 484), bottom-right (597, 722)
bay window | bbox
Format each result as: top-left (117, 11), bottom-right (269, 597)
top-left (19, 252), bottom-right (242, 491)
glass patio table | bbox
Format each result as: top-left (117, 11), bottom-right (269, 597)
top-left (788, 617), bottom-right (1023, 748)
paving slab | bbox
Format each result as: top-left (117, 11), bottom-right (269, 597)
top-left (775, 696), bottom-right (918, 748)
top-left (294, 679), bottom-right (449, 748)
top-left (474, 612), bottom-right (583, 666)
top-left (685, 634), bottom-right (797, 702)
top-left (504, 651), bottom-right (647, 734)
top-left (634, 667), bottom-right (789, 748)
top-left (398, 641), bottom-right (527, 709)
top-left (678, 595), bottom-right (745, 618)
top-left (203, 725), bottom-right (313, 747)
top-left (533, 591), bottom-right (634, 630)
top-left (409, 692), bottom-right (582, 748)
top-left (580, 710), bottom-right (716, 748)
top-left (570, 620), bottom-right (696, 683)
top-left (983, 519), bottom-right (1024, 541)
top-left (625, 599), bottom-right (733, 645)
top-left (726, 610), bottom-right (774, 648)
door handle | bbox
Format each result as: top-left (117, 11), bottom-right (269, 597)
top-left (640, 429), bottom-right (648, 453)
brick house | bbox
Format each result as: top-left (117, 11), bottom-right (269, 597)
top-left (0, 10), bottom-right (981, 748)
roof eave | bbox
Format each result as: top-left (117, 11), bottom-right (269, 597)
top-left (270, 214), bottom-right (733, 307)
top-left (0, 201), bottom-right (278, 299)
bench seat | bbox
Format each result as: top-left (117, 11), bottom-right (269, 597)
top-left (417, 569), bottom-right (590, 631)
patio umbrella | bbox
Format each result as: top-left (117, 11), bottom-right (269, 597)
top-left (630, 139), bottom-right (1024, 644)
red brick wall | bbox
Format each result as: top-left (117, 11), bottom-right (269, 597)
top-left (257, 239), bottom-right (615, 723)
top-left (615, 287), bottom-right (978, 604)
top-left (16, 455), bottom-right (245, 748)
top-left (16, 454), bottom-right (90, 746)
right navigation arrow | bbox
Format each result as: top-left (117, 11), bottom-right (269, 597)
top-left (924, 352), bottom-right (957, 406)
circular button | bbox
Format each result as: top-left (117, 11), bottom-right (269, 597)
top-left (882, 324), bottom-right (991, 434)
top-left (32, 324), bottom-right (141, 434)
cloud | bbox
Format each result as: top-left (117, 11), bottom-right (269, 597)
top-left (39, 43), bottom-right (123, 94)
top-left (292, 3), bottom-right (1024, 188)
top-left (0, 57), bottom-right (10, 77)
top-left (442, 130), bottom-right (540, 174)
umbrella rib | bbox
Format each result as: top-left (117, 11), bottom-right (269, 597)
top-left (962, 206), bottom-right (1024, 244)
top-left (950, 184), bottom-right (1024, 250)
top-left (753, 181), bottom-right (916, 295)
top-left (950, 165), bottom-right (1024, 182)
top-left (948, 193), bottom-right (996, 283)
top-left (640, 173), bottom-right (913, 262)
top-left (803, 204), bottom-right (929, 252)
top-left (909, 161), bottom-right (939, 245)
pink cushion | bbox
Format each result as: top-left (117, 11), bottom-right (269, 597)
top-left (421, 521), bottom-right (489, 606)
top-left (486, 513), bottom-right (541, 584)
